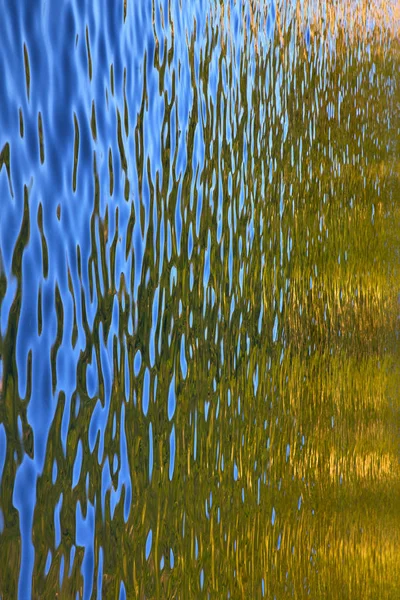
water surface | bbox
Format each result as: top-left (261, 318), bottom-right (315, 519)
top-left (0, 0), bottom-right (399, 598)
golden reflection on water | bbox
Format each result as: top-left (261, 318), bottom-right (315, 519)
top-left (55, 16), bottom-right (400, 600)
top-left (0, 0), bottom-right (399, 598)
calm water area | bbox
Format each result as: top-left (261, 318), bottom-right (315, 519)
top-left (0, 0), bottom-right (399, 598)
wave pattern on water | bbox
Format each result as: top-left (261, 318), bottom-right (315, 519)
top-left (0, 0), bottom-right (399, 598)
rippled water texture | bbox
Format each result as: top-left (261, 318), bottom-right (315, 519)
top-left (0, 0), bottom-right (399, 598)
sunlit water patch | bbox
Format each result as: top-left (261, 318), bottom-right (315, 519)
top-left (0, 0), bottom-right (399, 598)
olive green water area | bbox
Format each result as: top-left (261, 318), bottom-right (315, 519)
top-left (1, 2), bottom-right (400, 598)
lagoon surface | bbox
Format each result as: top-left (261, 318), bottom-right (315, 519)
top-left (0, 1), bottom-right (399, 598)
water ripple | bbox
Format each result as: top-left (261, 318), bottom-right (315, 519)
top-left (0, 0), bottom-right (400, 598)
